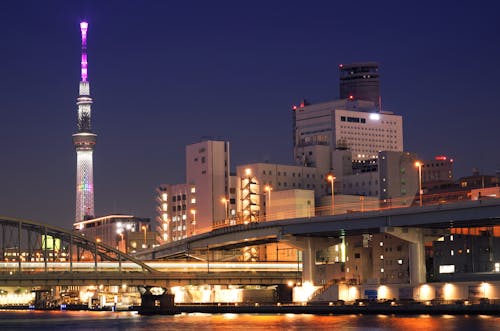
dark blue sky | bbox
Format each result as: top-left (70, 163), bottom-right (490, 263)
top-left (1, 1), bottom-right (499, 229)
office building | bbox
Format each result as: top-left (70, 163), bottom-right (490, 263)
top-left (156, 140), bottom-right (234, 243)
top-left (421, 156), bottom-right (454, 190)
top-left (293, 99), bottom-right (403, 171)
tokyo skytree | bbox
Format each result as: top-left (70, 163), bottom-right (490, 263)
top-left (73, 21), bottom-right (97, 222)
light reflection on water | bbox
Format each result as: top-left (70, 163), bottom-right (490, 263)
top-left (0, 310), bottom-right (499, 331)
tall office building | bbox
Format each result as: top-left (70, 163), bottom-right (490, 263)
top-left (339, 62), bottom-right (380, 109)
top-left (73, 22), bottom-right (97, 222)
top-left (156, 140), bottom-right (233, 243)
top-left (186, 140), bottom-right (231, 231)
top-left (293, 99), bottom-right (403, 169)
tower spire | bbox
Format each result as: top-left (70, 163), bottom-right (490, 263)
top-left (73, 21), bottom-right (97, 223)
top-left (80, 21), bottom-right (88, 82)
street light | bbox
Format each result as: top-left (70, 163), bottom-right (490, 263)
top-left (190, 209), bottom-right (197, 235)
top-left (327, 174), bottom-right (336, 215)
top-left (221, 197), bottom-right (229, 221)
top-left (141, 225), bottom-right (147, 247)
top-left (415, 161), bottom-right (423, 207)
top-left (116, 229), bottom-right (125, 252)
top-left (264, 185), bottom-right (272, 220)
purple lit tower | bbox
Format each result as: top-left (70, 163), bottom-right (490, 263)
top-left (73, 21), bottom-right (97, 222)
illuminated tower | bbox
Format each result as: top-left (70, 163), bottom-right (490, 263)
top-left (73, 21), bottom-right (97, 222)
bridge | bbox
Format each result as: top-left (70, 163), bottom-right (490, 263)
top-left (136, 199), bottom-right (500, 285)
top-left (0, 217), bottom-right (298, 287)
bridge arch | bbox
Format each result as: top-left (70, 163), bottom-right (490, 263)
top-left (0, 216), bottom-right (157, 274)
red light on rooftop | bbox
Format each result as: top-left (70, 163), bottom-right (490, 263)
top-left (348, 95), bottom-right (354, 100)
top-left (339, 64), bottom-right (343, 68)
top-left (435, 156), bottom-right (447, 161)
top-left (292, 105), bottom-right (297, 111)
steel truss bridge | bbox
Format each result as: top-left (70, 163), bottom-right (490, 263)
top-left (0, 217), bottom-right (298, 287)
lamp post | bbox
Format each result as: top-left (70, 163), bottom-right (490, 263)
top-left (415, 161), bottom-right (423, 207)
top-left (141, 225), bottom-right (147, 248)
top-left (221, 197), bottom-right (229, 222)
top-left (327, 174), bottom-right (336, 215)
top-left (190, 209), bottom-right (197, 235)
top-left (264, 185), bottom-right (272, 221)
top-left (116, 229), bottom-right (125, 252)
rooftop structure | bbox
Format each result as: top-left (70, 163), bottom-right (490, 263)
top-left (339, 62), bottom-right (380, 109)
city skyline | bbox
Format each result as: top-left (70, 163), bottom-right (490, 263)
top-left (1, 1), bottom-right (500, 228)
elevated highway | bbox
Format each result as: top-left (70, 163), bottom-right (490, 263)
top-left (137, 199), bottom-right (500, 260)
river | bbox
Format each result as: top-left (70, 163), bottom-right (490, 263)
top-left (1, 310), bottom-right (499, 330)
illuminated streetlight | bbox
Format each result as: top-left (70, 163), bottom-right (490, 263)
top-left (116, 229), bottom-right (125, 252)
top-left (221, 197), bottom-right (229, 221)
top-left (264, 185), bottom-right (272, 220)
top-left (415, 161), bottom-right (423, 207)
top-left (141, 225), bottom-right (147, 247)
top-left (327, 174), bottom-right (336, 215)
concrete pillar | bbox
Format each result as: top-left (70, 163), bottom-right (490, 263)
top-left (381, 227), bottom-right (426, 285)
top-left (281, 236), bottom-right (338, 285)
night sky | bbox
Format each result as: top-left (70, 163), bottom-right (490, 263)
top-left (1, 1), bottom-right (499, 229)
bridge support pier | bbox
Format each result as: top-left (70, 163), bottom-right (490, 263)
top-left (381, 227), bottom-right (426, 285)
top-left (282, 236), bottom-right (337, 285)
top-left (138, 286), bottom-right (176, 315)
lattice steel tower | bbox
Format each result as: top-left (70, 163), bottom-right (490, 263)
top-left (73, 21), bottom-right (97, 222)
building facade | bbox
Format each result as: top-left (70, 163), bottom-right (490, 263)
top-left (421, 156), bottom-right (454, 189)
top-left (156, 140), bottom-right (234, 243)
top-left (293, 99), bottom-right (403, 171)
top-left (235, 163), bottom-right (333, 222)
top-left (73, 215), bottom-right (153, 253)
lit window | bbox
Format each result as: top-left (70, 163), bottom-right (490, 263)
top-left (450, 250), bottom-right (454, 256)
top-left (439, 265), bottom-right (455, 274)
top-left (162, 203), bottom-right (168, 211)
top-left (379, 242), bottom-right (383, 247)
top-left (191, 198), bottom-right (196, 204)
top-left (191, 187), bottom-right (196, 193)
top-left (495, 263), bottom-right (500, 272)
top-left (380, 268), bottom-right (384, 273)
top-left (450, 235), bottom-right (454, 241)
top-left (161, 193), bottom-right (168, 201)
top-left (397, 259), bottom-right (403, 265)
top-left (182, 214), bottom-right (187, 220)
top-left (380, 255), bottom-right (384, 260)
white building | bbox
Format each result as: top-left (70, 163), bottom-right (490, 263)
top-left (293, 99), bottom-right (403, 170)
top-left (156, 140), bottom-right (234, 243)
top-left (235, 163), bottom-right (332, 222)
